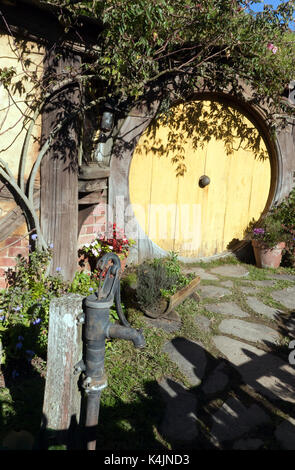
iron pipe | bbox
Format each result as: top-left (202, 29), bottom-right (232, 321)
top-left (107, 324), bottom-right (146, 349)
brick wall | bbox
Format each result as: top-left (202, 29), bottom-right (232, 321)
top-left (0, 235), bottom-right (30, 289)
top-left (0, 197), bottom-right (107, 289)
top-left (77, 200), bottom-right (107, 272)
top-left (77, 202), bottom-right (107, 249)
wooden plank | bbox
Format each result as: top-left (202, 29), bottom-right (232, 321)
top-left (143, 276), bottom-right (200, 319)
top-left (78, 190), bottom-right (106, 205)
top-left (78, 178), bottom-right (108, 193)
top-left (40, 48), bottom-right (81, 282)
top-left (79, 165), bottom-right (110, 180)
top-left (167, 276), bottom-right (200, 312)
top-left (42, 294), bottom-right (83, 445)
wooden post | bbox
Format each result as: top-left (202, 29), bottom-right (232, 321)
top-left (40, 47), bottom-right (82, 281)
top-left (42, 294), bottom-right (84, 440)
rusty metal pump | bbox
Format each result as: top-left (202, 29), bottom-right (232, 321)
top-left (80, 253), bottom-right (145, 450)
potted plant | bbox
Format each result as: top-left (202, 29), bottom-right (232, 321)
top-left (272, 187), bottom-right (295, 268)
top-left (134, 254), bottom-right (200, 319)
top-left (79, 223), bottom-right (135, 274)
top-left (250, 213), bottom-right (287, 268)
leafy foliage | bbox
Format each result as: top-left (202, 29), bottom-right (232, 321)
top-left (273, 187), bottom-right (295, 265)
top-left (45, 0), bottom-right (295, 115)
top-left (0, 250), bottom-right (102, 372)
top-left (246, 186), bottom-right (295, 261)
top-left (136, 253), bottom-right (189, 310)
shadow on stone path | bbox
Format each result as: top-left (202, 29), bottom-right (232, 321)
top-left (151, 263), bottom-right (295, 450)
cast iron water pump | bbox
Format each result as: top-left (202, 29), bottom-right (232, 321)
top-left (80, 253), bottom-right (145, 450)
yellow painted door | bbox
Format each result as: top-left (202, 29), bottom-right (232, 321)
top-left (129, 100), bottom-right (271, 259)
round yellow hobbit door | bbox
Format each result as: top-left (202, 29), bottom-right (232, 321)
top-left (128, 100), bottom-right (271, 259)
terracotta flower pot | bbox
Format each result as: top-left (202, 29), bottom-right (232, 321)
top-left (252, 240), bottom-right (286, 268)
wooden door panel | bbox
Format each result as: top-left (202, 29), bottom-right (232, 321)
top-left (129, 100), bottom-right (271, 259)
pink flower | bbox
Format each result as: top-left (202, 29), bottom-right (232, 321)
top-left (267, 43), bottom-right (278, 54)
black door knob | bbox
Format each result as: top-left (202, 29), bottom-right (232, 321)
top-left (199, 175), bottom-right (210, 188)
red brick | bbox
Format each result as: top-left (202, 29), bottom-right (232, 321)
top-left (94, 215), bottom-right (106, 224)
top-left (92, 204), bottom-right (107, 216)
top-left (8, 246), bottom-right (28, 258)
top-left (0, 278), bottom-right (6, 289)
top-left (83, 215), bottom-right (95, 225)
top-left (0, 248), bottom-right (9, 258)
top-left (79, 226), bottom-right (88, 235)
top-left (4, 237), bottom-right (20, 246)
top-left (86, 226), bottom-right (96, 234)
top-left (0, 257), bottom-right (17, 267)
top-left (77, 234), bottom-right (96, 247)
top-left (20, 238), bottom-right (30, 247)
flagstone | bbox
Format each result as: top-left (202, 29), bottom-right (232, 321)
top-left (206, 301), bottom-right (249, 318)
top-left (162, 338), bottom-right (206, 387)
top-left (275, 417), bottom-right (295, 450)
top-left (218, 318), bottom-right (280, 346)
top-left (198, 285), bottom-right (230, 299)
top-left (181, 266), bottom-right (219, 281)
top-left (194, 314), bottom-right (211, 332)
top-left (213, 336), bottom-right (295, 403)
top-left (210, 397), bottom-right (270, 444)
top-left (158, 378), bottom-right (198, 441)
top-left (271, 287), bottom-right (295, 310)
top-left (209, 265), bottom-right (249, 278)
top-left (202, 363), bottom-right (229, 395)
top-left (245, 297), bottom-right (281, 320)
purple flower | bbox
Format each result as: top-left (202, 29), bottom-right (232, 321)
top-left (56, 267), bottom-right (61, 272)
top-left (89, 287), bottom-right (94, 292)
top-left (16, 342), bottom-right (23, 350)
top-left (12, 370), bottom-right (19, 379)
top-left (13, 306), bottom-right (21, 312)
top-left (49, 243), bottom-right (54, 249)
top-left (26, 349), bottom-right (35, 356)
top-left (32, 318), bottom-right (41, 325)
top-left (253, 228), bottom-right (265, 235)
top-left (0, 316), bottom-right (4, 322)
top-left (31, 234), bottom-right (38, 241)
top-left (18, 335), bottom-right (24, 341)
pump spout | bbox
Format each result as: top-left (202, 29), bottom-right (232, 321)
top-left (107, 324), bottom-right (146, 349)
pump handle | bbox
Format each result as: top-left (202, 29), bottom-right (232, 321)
top-left (96, 253), bottom-right (131, 328)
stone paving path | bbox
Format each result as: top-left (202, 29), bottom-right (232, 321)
top-left (145, 262), bottom-right (295, 450)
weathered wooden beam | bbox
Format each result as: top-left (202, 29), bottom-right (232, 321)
top-left (40, 48), bottom-right (82, 281)
top-left (42, 294), bottom-right (84, 442)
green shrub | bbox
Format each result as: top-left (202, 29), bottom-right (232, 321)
top-left (273, 187), bottom-right (295, 266)
top-left (0, 250), bottom-right (104, 375)
top-left (135, 253), bottom-right (189, 310)
top-left (0, 250), bottom-right (68, 369)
